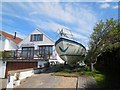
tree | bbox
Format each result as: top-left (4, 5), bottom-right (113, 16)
top-left (86, 18), bottom-right (119, 71)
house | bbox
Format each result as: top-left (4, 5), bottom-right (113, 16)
top-left (0, 31), bottom-right (22, 51)
top-left (18, 28), bottom-right (64, 68)
top-left (0, 31), bottom-right (22, 78)
top-left (1, 29), bottom-right (64, 78)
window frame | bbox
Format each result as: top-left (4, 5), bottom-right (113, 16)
top-left (22, 47), bottom-right (34, 59)
top-left (30, 34), bottom-right (43, 41)
top-left (38, 45), bottom-right (53, 58)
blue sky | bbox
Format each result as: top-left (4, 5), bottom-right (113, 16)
top-left (1, 0), bottom-right (119, 49)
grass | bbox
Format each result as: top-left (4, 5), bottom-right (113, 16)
top-left (51, 65), bottom-right (119, 88)
top-left (91, 71), bottom-right (105, 87)
top-left (51, 71), bottom-right (79, 77)
top-left (53, 70), bottom-right (105, 86)
top-left (0, 51), bottom-right (3, 57)
top-left (51, 65), bottom-right (105, 87)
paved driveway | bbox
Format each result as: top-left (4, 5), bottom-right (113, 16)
top-left (16, 73), bottom-right (77, 88)
top-left (15, 73), bottom-right (97, 89)
top-left (0, 78), bottom-right (7, 90)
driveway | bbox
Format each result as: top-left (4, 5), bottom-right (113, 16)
top-left (15, 73), bottom-right (77, 88)
top-left (15, 73), bottom-right (97, 89)
top-left (0, 78), bottom-right (7, 90)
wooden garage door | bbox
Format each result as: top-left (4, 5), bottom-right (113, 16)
top-left (5, 61), bottom-right (37, 78)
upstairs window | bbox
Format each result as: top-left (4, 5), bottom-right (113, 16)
top-left (30, 34), bottom-right (43, 41)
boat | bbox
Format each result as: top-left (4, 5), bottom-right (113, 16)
top-left (55, 28), bottom-right (86, 66)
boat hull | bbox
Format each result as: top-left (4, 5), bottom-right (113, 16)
top-left (55, 38), bottom-right (86, 65)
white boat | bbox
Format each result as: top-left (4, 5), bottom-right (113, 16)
top-left (55, 29), bottom-right (86, 65)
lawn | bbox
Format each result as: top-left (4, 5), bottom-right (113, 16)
top-left (51, 65), bottom-right (105, 88)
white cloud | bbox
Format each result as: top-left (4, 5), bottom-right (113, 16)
top-left (2, 0), bottom-right (120, 2)
top-left (112, 5), bottom-right (118, 9)
top-left (73, 32), bottom-right (88, 40)
top-left (2, 2), bottom-right (98, 48)
top-left (3, 28), bottom-right (27, 39)
top-left (100, 3), bottom-right (110, 8)
top-left (104, 0), bottom-right (113, 2)
top-left (12, 31), bottom-right (27, 39)
top-left (23, 2), bottom-right (97, 37)
top-left (2, 0), bottom-right (61, 2)
top-left (97, 0), bottom-right (119, 2)
top-left (29, 2), bottom-right (76, 23)
top-left (37, 21), bottom-right (68, 32)
top-left (99, 0), bottom-right (113, 2)
top-left (100, 3), bottom-right (119, 9)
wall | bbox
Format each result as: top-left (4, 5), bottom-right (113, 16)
top-left (19, 70), bottom-right (34, 80)
top-left (7, 69), bottom-right (36, 88)
top-left (0, 60), bottom-right (7, 78)
top-left (6, 75), bottom-right (14, 88)
top-left (0, 35), bottom-right (18, 51)
top-left (0, 35), bottom-right (5, 51)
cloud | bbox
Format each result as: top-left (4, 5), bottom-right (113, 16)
top-left (37, 21), bottom-right (68, 32)
top-left (2, 0), bottom-right (61, 2)
top-left (99, 0), bottom-right (113, 2)
top-left (2, 2), bottom-right (98, 48)
top-left (112, 5), bottom-right (118, 9)
top-left (18, 2), bottom-right (97, 35)
top-left (100, 3), bottom-right (110, 8)
top-left (2, 27), bottom-right (27, 39)
top-left (2, 0), bottom-right (120, 2)
top-left (72, 32), bottom-right (88, 41)
top-left (29, 2), bottom-right (76, 23)
top-left (99, 3), bottom-right (118, 10)
top-left (11, 31), bottom-right (27, 39)
top-left (103, 0), bottom-right (113, 2)
top-left (97, 0), bottom-right (119, 2)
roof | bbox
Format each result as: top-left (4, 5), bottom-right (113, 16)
top-left (0, 31), bottom-right (23, 44)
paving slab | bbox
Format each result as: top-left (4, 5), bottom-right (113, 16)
top-left (15, 73), bottom-right (77, 88)
top-left (14, 73), bottom-right (97, 89)
top-left (0, 79), bottom-right (1, 89)
top-left (56, 76), bottom-right (77, 88)
top-left (0, 78), bottom-right (7, 90)
top-left (77, 76), bottom-right (98, 89)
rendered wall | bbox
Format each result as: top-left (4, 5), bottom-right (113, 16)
top-left (0, 61), bottom-right (7, 78)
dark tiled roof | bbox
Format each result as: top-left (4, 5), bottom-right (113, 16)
top-left (0, 31), bottom-right (23, 44)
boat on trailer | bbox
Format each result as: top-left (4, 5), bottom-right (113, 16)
top-left (55, 28), bottom-right (86, 66)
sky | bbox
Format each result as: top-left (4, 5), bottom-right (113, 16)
top-left (0, 0), bottom-right (119, 49)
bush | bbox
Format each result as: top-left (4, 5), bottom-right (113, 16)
top-left (0, 51), bottom-right (3, 57)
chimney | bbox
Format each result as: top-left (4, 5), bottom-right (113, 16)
top-left (14, 32), bottom-right (16, 39)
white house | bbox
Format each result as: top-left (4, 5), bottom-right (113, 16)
top-left (0, 31), bottom-right (22, 51)
top-left (0, 29), bottom-right (64, 78)
top-left (0, 31), bottom-right (22, 78)
top-left (18, 28), bottom-right (64, 68)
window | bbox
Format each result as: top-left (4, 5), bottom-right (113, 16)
top-left (22, 47), bottom-right (34, 59)
top-left (38, 45), bottom-right (53, 58)
top-left (22, 47), bottom-right (34, 51)
top-left (30, 34), bottom-right (43, 41)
